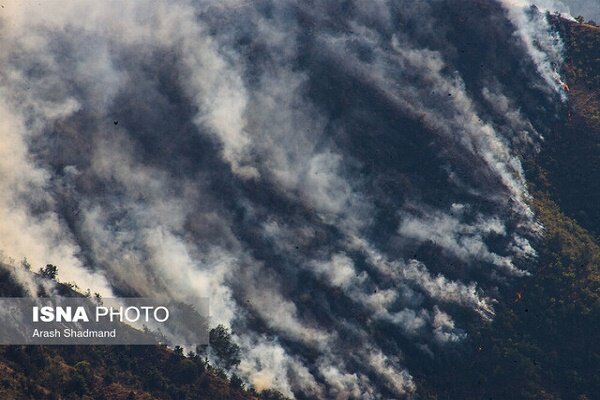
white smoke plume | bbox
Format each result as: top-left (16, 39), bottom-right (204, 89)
top-left (0, 0), bottom-right (567, 398)
top-left (500, 0), bottom-right (570, 98)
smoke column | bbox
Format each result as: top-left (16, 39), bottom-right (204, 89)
top-left (0, 0), bottom-right (570, 397)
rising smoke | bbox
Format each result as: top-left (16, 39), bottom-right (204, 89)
top-left (0, 0), bottom-right (570, 397)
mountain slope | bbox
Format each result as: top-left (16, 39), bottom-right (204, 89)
top-left (413, 17), bottom-right (600, 400)
top-left (1, 2), bottom-right (600, 399)
top-left (0, 269), bottom-right (288, 400)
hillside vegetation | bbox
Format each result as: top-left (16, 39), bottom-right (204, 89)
top-left (0, 269), bottom-right (288, 400)
top-left (414, 16), bottom-right (600, 400)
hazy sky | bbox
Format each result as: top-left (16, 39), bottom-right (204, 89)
top-left (564, 0), bottom-right (600, 22)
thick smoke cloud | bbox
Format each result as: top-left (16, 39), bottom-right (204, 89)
top-left (0, 0), bottom-right (566, 398)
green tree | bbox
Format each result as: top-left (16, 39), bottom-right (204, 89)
top-left (209, 325), bottom-right (241, 369)
top-left (39, 264), bottom-right (58, 280)
top-left (176, 359), bottom-right (198, 384)
top-left (230, 373), bottom-right (245, 390)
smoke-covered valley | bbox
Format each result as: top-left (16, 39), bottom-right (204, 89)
top-left (0, 0), bottom-right (582, 398)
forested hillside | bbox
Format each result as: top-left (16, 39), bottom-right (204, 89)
top-left (413, 16), bottom-right (600, 400)
top-left (0, 269), bottom-right (288, 400)
top-left (1, 5), bottom-right (600, 400)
